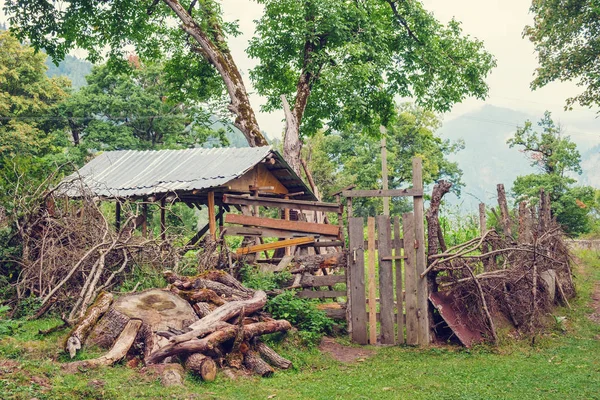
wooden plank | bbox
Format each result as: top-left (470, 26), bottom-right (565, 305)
top-left (348, 217), bottom-right (367, 344)
top-left (296, 290), bottom-right (346, 299)
top-left (377, 215), bottom-right (395, 345)
top-left (225, 214), bottom-right (340, 237)
top-left (381, 136), bottom-right (389, 216)
top-left (208, 191), bottom-right (216, 239)
top-left (223, 226), bottom-right (336, 240)
top-left (342, 188), bottom-right (423, 198)
top-left (223, 194), bottom-right (341, 213)
top-left (367, 217), bottom-right (377, 345)
top-left (412, 157), bottom-right (429, 346)
top-left (300, 274), bottom-right (346, 288)
top-left (394, 216), bottom-right (405, 344)
top-left (403, 212), bottom-right (419, 346)
top-left (236, 237), bottom-right (314, 255)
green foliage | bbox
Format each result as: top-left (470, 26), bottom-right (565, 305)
top-left (248, 0), bottom-right (496, 135)
top-left (45, 54), bottom-right (93, 89)
top-left (524, 0), bottom-right (600, 112)
top-left (439, 206), bottom-right (480, 247)
top-left (508, 112), bottom-right (595, 235)
top-left (0, 306), bottom-right (22, 338)
top-left (239, 266), bottom-right (292, 291)
top-left (62, 62), bottom-right (225, 152)
top-left (308, 104), bottom-right (463, 217)
top-left (266, 291), bottom-right (334, 345)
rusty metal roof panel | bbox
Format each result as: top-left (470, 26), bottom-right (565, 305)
top-left (59, 147), bottom-right (277, 198)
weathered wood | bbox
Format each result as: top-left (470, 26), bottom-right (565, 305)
top-left (165, 271), bottom-right (251, 299)
top-left (186, 208), bottom-right (225, 247)
top-left (348, 217), bottom-right (367, 344)
top-left (300, 274), bottom-right (346, 287)
top-left (254, 340), bottom-right (292, 369)
top-left (171, 287), bottom-right (226, 306)
top-left (236, 237), bottom-right (315, 255)
top-left (394, 216), bottom-right (405, 345)
top-left (367, 217), bottom-right (377, 345)
top-left (342, 188), bottom-right (423, 198)
top-left (518, 201), bottom-right (529, 244)
top-left (497, 184), bottom-right (512, 237)
top-left (381, 136), bottom-right (390, 216)
top-left (66, 291), bottom-right (113, 358)
top-left (296, 290), bottom-right (346, 299)
top-left (169, 291), bottom-right (268, 344)
top-left (412, 158), bottom-right (429, 346)
top-left (147, 320), bottom-right (292, 365)
top-left (244, 350), bottom-right (274, 377)
top-left (291, 252), bottom-right (347, 273)
top-left (64, 319), bottom-right (142, 372)
top-left (224, 226), bottom-right (337, 240)
top-left (403, 212), bottom-right (419, 345)
top-left (160, 198), bottom-right (166, 241)
top-left (208, 191), bottom-right (216, 239)
top-left (185, 353), bottom-right (217, 381)
top-left (225, 214), bottom-right (340, 236)
top-left (377, 215), bottom-right (395, 345)
top-left (223, 194), bottom-right (341, 213)
top-left (192, 302), bottom-right (213, 318)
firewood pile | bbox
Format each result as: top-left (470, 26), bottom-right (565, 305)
top-left (426, 183), bottom-right (575, 346)
top-left (63, 269), bottom-right (293, 383)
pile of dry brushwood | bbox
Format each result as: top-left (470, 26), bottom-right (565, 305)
top-left (12, 192), bottom-right (179, 322)
top-left (62, 269), bottom-right (293, 384)
top-left (426, 183), bottom-right (575, 344)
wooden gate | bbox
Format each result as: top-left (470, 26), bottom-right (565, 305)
top-left (344, 158), bottom-right (429, 346)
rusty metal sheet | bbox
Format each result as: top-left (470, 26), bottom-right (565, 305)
top-left (429, 291), bottom-right (483, 348)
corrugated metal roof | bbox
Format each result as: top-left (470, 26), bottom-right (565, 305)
top-left (58, 146), bottom-right (296, 198)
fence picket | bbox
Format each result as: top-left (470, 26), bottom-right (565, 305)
top-left (403, 212), bottom-right (419, 345)
top-left (348, 217), bottom-right (367, 344)
top-left (367, 217), bottom-right (377, 345)
top-left (394, 216), bottom-right (405, 344)
top-left (376, 215), bottom-right (395, 344)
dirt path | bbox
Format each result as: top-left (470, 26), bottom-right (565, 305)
top-left (318, 337), bottom-right (374, 363)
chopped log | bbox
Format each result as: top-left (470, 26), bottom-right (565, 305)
top-left (169, 291), bottom-right (268, 344)
top-left (192, 302), bottom-right (213, 318)
top-left (244, 350), bottom-right (274, 377)
top-left (165, 271), bottom-right (250, 299)
top-left (170, 287), bottom-right (225, 306)
top-left (290, 252), bottom-right (347, 273)
top-left (146, 320), bottom-right (292, 365)
top-left (254, 340), bottom-right (292, 369)
top-left (64, 319), bottom-right (142, 373)
top-left (201, 270), bottom-right (255, 295)
top-left (66, 291), bottom-right (113, 358)
top-left (185, 353), bottom-right (217, 382)
top-left (147, 363), bottom-right (186, 387)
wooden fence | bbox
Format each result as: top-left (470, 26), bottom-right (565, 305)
top-left (345, 158), bottom-right (429, 345)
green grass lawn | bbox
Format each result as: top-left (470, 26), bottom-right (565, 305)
top-left (2, 250), bottom-right (600, 400)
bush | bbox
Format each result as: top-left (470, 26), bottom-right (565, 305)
top-left (266, 291), bottom-right (334, 345)
top-left (239, 265), bottom-right (292, 291)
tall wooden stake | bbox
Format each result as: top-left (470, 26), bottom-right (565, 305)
top-left (412, 157), bottom-right (429, 345)
top-left (367, 217), bottom-right (377, 344)
top-left (115, 201), bottom-right (121, 232)
top-left (142, 202), bottom-right (148, 238)
top-left (381, 135), bottom-right (389, 216)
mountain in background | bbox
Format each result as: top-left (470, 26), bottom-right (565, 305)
top-left (45, 55), bottom-right (92, 89)
top-left (438, 105), bottom-right (599, 211)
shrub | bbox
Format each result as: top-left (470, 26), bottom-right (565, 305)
top-left (239, 265), bottom-right (292, 291)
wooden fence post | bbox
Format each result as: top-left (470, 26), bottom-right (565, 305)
top-left (377, 215), bottom-right (394, 344)
top-left (497, 184), bottom-right (512, 237)
top-left (403, 212), bottom-right (418, 345)
top-left (348, 217), bottom-right (367, 344)
top-left (393, 217), bottom-right (404, 344)
top-left (412, 157), bottom-right (429, 345)
top-left (367, 217), bottom-right (377, 344)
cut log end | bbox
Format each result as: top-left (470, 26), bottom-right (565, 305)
top-left (244, 350), bottom-right (274, 377)
top-left (185, 353), bottom-right (217, 382)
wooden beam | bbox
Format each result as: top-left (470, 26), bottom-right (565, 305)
top-left (223, 194), bottom-right (341, 213)
top-left (225, 214), bottom-right (340, 237)
top-left (223, 226), bottom-right (336, 240)
top-left (236, 237), bottom-right (315, 255)
top-left (208, 191), bottom-right (216, 239)
top-left (296, 290), bottom-right (346, 299)
top-left (342, 188), bottom-right (423, 198)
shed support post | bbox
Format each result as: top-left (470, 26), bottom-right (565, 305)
top-left (115, 201), bottom-right (121, 232)
top-left (208, 191), bottom-right (216, 240)
top-left (142, 202), bottom-right (148, 238)
top-left (160, 198), bottom-right (166, 241)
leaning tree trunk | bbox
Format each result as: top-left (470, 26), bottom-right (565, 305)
top-left (161, 0), bottom-right (268, 148)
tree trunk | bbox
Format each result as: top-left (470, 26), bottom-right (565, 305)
top-left (254, 340), bottom-right (292, 369)
top-left (66, 291), bottom-right (113, 358)
top-left (244, 350), bottom-right (274, 377)
top-left (184, 353), bottom-right (218, 382)
top-left (161, 0), bottom-right (267, 147)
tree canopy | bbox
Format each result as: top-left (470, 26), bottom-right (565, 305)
top-left (508, 111), bottom-right (594, 235)
top-left (524, 0), bottom-right (600, 112)
top-left (61, 60), bottom-right (224, 152)
top-left (307, 103), bottom-right (463, 216)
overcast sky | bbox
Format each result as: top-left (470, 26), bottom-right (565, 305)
top-left (2, 1), bottom-right (598, 144)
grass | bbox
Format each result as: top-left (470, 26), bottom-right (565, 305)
top-left (2, 250), bottom-right (600, 399)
